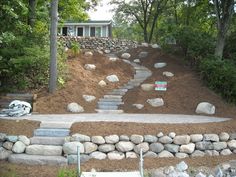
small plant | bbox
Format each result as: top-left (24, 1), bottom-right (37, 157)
top-left (70, 41), bottom-right (81, 57)
top-left (57, 168), bottom-right (77, 177)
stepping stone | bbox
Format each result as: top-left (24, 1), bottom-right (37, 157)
top-left (95, 109), bottom-right (124, 114)
top-left (98, 101), bottom-right (124, 105)
top-left (107, 91), bottom-right (126, 95)
top-left (97, 105), bottom-right (119, 110)
top-left (30, 137), bottom-right (65, 145)
top-left (34, 128), bottom-right (70, 137)
top-left (8, 154), bottom-right (67, 165)
top-left (40, 122), bottom-right (72, 129)
top-left (99, 98), bottom-right (123, 102)
top-left (119, 85), bottom-right (134, 89)
top-left (104, 95), bottom-right (122, 99)
top-left (154, 62), bottom-right (167, 68)
top-left (113, 88), bottom-right (128, 92)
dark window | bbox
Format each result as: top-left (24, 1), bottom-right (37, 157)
top-left (62, 27), bottom-right (67, 36)
top-left (77, 27), bottom-right (83, 36)
top-left (90, 27), bottom-right (95, 37)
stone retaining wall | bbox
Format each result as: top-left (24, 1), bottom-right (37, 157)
top-left (1, 132), bottom-right (236, 164)
top-left (58, 36), bottom-right (138, 52)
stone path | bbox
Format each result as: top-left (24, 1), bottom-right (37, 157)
top-left (96, 54), bottom-right (152, 113)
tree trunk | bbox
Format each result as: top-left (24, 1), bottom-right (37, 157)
top-left (215, 30), bottom-right (226, 59)
top-left (143, 27), bottom-right (149, 42)
top-left (49, 0), bottom-right (58, 93)
top-left (28, 0), bottom-right (37, 27)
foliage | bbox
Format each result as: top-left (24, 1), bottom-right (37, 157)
top-left (57, 168), bottom-right (77, 177)
top-left (199, 56), bottom-right (236, 104)
top-left (70, 41), bottom-right (81, 57)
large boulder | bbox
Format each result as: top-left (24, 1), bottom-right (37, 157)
top-left (18, 135), bottom-right (30, 146)
top-left (154, 62), bottom-right (167, 68)
top-left (91, 136), bottom-right (105, 144)
top-left (150, 143), bottom-right (164, 153)
top-left (63, 142), bottom-right (84, 154)
top-left (107, 151), bottom-right (125, 160)
top-left (67, 103), bottom-right (84, 113)
top-left (204, 134), bottom-right (219, 142)
top-left (98, 144), bottom-right (115, 153)
top-left (195, 142), bottom-right (213, 150)
top-left (121, 53), bottom-right (131, 59)
top-left (98, 80), bottom-right (107, 87)
top-left (0, 147), bottom-right (12, 160)
top-left (141, 43), bottom-right (149, 47)
top-left (152, 44), bottom-right (161, 49)
top-left (159, 136), bottom-right (173, 144)
top-left (83, 142), bottom-right (98, 154)
top-left (219, 132), bottom-right (230, 141)
top-left (190, 134), bottom-right (203, 142)
top-left (26, 145), bottom-right (62, 156)
top-left (12, 141), bottom-right (26, 153)
top-left (0, 133), bottom-right (7, 141)
top-left (6, 136), bottom-right (18, 143)
top-left (115, 141), bottom-right (134, 152)
top-left (179, 143), bottom-right (195, 154)
top-left (90, 151), bottom-right (107, 160)
top-left (126, 152), bottom-right (138, 158)
top-left (104, 135), bottom-right (119, 144)
top-left (3, 141), bottom-right (13, 150)
top-left (71, 133), bottom-right (90, 142)
top-left (164, 144), bottom-right (179, 153)
top-left (141, 84), bottom-right (154, 91)
top-left (138, 51), bottom-right (148, 58)
top-left (227, 140), bottom-right (236, 150)
top-left (106, 75), bottom-right (119, 82)
top-left (147, 98), bottom-right (164, 107)
top-left (144, 135), bottom-right (158, 143)
top-left (134, 142), bottom-right (149, 154)
top-left (84, 64), bottom-right (96, 70)
top-left (158, 150), bottom-right (174, 158)
top-left (130, 135), bottom-right (144, 144)
top-left (84, 51), bottom-right (93, 57)
top-left (82, 95), bottom-right (96, 102)
top-left (213, 142), bottom-right (227, 151)
top-left (195, 102), bottom-right (215, 115)
top-left (173, 135), bottom-right (190, 145)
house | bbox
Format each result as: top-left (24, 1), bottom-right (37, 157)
top-left (58, 20), bottom-right (112, 38)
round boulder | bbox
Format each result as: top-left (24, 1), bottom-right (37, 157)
top-left (195, 102), bottom-right (215, 115)
top-left (67, 103), bottom-right (84, 113)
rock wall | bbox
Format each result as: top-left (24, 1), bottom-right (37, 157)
top-left (58, 36), bottom-right (138, 52)
top-left (1, 132), bottom-right (236, 164)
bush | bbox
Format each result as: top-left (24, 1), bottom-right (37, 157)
top-left (199, 56), bottom-right (236, 104)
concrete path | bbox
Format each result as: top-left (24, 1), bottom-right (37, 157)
top-left (0, 114), bottom-right (231, 124)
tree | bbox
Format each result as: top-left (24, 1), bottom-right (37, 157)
top-left (213, 0), bottom-right (235, 59)
top-left (49, 0), bottom-right (58, 93)
top-left (111, 0), bottom-right (168, 43)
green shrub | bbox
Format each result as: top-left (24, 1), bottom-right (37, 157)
top-left (70, 41), bottom-right (80, 57)
top-left (199, 56), bottom-right (236, 104)
top-left (57, 168), bottom-right (77, 177)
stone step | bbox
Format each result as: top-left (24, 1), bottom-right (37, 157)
top-left (98, 101), bottom-right (124, 106)
top-left (30, 136), bottom-right (65, 145)
top-left (107, 91), bottom-right (126, 95)
top-left (126, 83), bottom-right (140, 87)
top-left (99, 98), bottom-right (123, 102)
top-left (95, 109), bottom-right (124, 113)
top-left (112, 88), bottom-right (128, 92)
top-left (25, 145), bottom-right (62, 156)
top-left (34, 128), bottom-right (70, 137)
top-left (104, 95), bottom-right (122, 99)
top-left (40, 122), bottom-right (72, 129)
top-left (119, 85), bottom-right (134, 89)
top-left (97, 105), bottom-right (119, 110)
top-left (122, 59), bottom-right (131, 64)
top-left (8, 154), bottom-right (67, 165)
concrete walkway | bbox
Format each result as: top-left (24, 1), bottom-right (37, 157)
top-left (0, 114), bottom-right (231, 124)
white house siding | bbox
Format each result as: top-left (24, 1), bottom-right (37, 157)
top-left (85, 26), bottom-right (90, 37)
top-left (102, 26), bottom-right (107, 37)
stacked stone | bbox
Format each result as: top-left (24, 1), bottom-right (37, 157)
top-left (64, 132), bottom-right (236, 164)
top-left (58, 36), bottom-right (138, 52)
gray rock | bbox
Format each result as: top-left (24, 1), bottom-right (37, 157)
top-left (67, 102), bottom-right (84, 113)
top-left (83, 142), bottom-right (98, 154)
top-left (82, 95), bottom-right (96, 102)
top-left (164, 144), bottom-right (179, 153)
top-left (121, 53), bottom-right (131, 59)
top-left (215, 167), bottom-right (223, 177)
top-left (71, 133), bottom-right (91, 142)
top-left (151, 44), bottom-right (161, 49)
top-left (157, 132), bottom-right (164, 138)
top-left (164, 166), bottom-right (175, 175)
top-left (158, 150), bottom-right (174, 158)
top-left (159, 136), bottom-right (173, 144)
top-left (130, 134), bottom-right (143, 144)
top-left (227, 140), bottom-right (236, 150)
top-left (213, 142), bottom-right (227, 151)
top-left (138, 51), bottom-right (148, 58)
top-left (3, 141), bottom-right (13, 150)
top-left (147, 98), bottom-right (164, 107)
top-left (107, 151), bottom-right (125, 160)
top-left (141, 84), bottom-right (154, 91)
top-left (0, 147), bottom-right (12, 160)
top-left (196, 141), bottom-right (213, 150)
top-left (191, 150), bottom-right (205, 157)
top-left (18, 135), bottom-right (30, 146)
top-left (205, 150), bottom-right (219, 156)
top-left (106, 74), bottom-right (119, 82)
top-left (104, 49), bottom-right (110, 54)
top-left (154, 62), bottom-right (167, 68)
top-left (204, 134), bottom-right (219, 142)
top-left (67, 154), bottom-right (90, 164)
top-left (115, 141), bottom-right (134, 152)
top-left (195, 102), bottom-right (215, 115)
top-left (230, 133), bottom-right (236, 140)
top-left (126, 152), bottom-right (138, 158)
top-left (91, 136), bottom-right (105, 144)
top-left (84, 64), bottom-right (96, 70)
top-left (134, 142), bottom-right (149, 154)
top-left (84, 51), bottom-right (93, 57)
top-left (12, 141), bottom-right (26, 153)
top-left (196, 172), bottom-right (206, 177)
top-left (104, 135), bottom-right (119, 144)
top-left (144, 135), bottom-right (158, 143)
top-left (63, 142), bottom-right (84, 154)
top-left (133, 104), bottom-right (144, 109)
top-left (98, 144), bottom-right (115, 152)
top-left (168, 171), bottom-right (189, 177)
top-left (98, 80), bottom-right (107, 87)
top-left (143, 151), bottom-right (157, 158)
top-left (173, 135), bottom-right (190, 145)
top-left (175, 153), bottom-right (189, 159)
top-left (176, 161), bottom-right (188, 172)
top-left (26, 145), bottom-right (62, 156)
top-left (190, 134), bottom-right (203, 142)
top-left (0, 133), bottom-right (7, 141)
top-left (179, 143), bottom-right (195, 154)
top-left (150, 142), bottom-right (164, 153)
top-left (169, 132), bottom-right (176, 138)
top-left (220, 149), bottom-right (232, 155)
top-left (133, 59), bottom-right (140, 63)
top-left (151, 169), bottom-right (166, 177)
top-left (89, 151), bottom-right (106, 160)
top-left (219, 132), bottom-right (229, 141)
top-left (163, 71), bottom-right (174, 77)
top-left (6, 135), bottom-right (18, 143)
top-left (119, 135), bottom-right (129, 141)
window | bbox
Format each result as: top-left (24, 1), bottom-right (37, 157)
top-left (62, 27), bottom-right (67, 36)
top-left (77, 27), bottom-right (83, 36)
top-left (90, 27), bottom-right (101, 37)
top-left (90, 27), bottom-right (95, 37)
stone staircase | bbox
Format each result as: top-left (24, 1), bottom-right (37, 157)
top-left (8, 121), bottom-right (73, 165)
top-left (96, 56), bottom-right (152, 113)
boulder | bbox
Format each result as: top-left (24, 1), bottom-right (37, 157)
top-left (176, 161), bottom-right (188, 172)
top-left (164, 144), bottom-right (179, 153)
top-left (196, 142), bottom-right (213, 150)
top-left (158, 150), bottom-right (174, 158)
top-left (3, 141), bottom-right (13, 150)
top-left (6, 136), bottom-right (18, 143)
top-left (121, 53), bottom-right (131, 59)
top-left (98, 144), bottom-right (115, 153)
top-left (68, 154), bottom-right (90, 164)
top-left (141, 43), bottom-right (149, 47)
top-left (98, 80), bottom-right (107, 87)
top-left (227, 140), bottom-right (236, 150)
top-left (0, 147), bottom-right (12, 160)
top-left (190, 134), bottom-right (203, 142)
top-left (163, 71), bottom-right (174, 77)
top-left (205, 150), bottom-right (219, 156)
top-left (219, 132), bottom-right (230, 141)
top-left (169, 132), bottom-right (176, 138)
top-left (132, 104), bottom-right (144, 109)
top-left (115, 141), bottom-right (134, 152)
top-left (119, 135), bottom-right (129, 141)
top-left (204, 134), bottom-right (219, 142)
top-left (157, 132), bottom-right (164, 138)
top-left (213, 142), bottom-right (227, 151)
top-left (191, 150), bottom-right (205, 157)
top-left (26, 145), bottom-right (62, 156)
top-left (71, 133), bottom-right (91, 142)
top-left (175, 153), bottom-right (189, 159)
top-left (67, 103), bottom-right (84, 113)
top-left (83, 142), bottom-right (98, 154)
top-left (144, 135), bottom-right (158, 143)
top-left (173, 135), bottom-right (190, 145)
top-left (133, 59), bottom-right (140, 63)
top-left (126, 152), bottom-right (138, 158)
top-left (141, 84), bottom-right (154, 91)
top-left (220, 149), bottom-right (232, 155)
top-left (18, 135), bottom-right (30, 146)
top-left (109, 57), bottom-right (118, 61)
top-left (0, 133), bottom-right (7, 141)
top-left (130, 135), bottom-right (143, 144)
top-left (179, 143), bottom-right (195, 154)
top-left (12, 141), bottom-right (26, 153)
top-left (143, 151), bottom-right (157, 158)
top-left (138, 51), bottom-right (148, 58)
top-left (104, 49), bottom-right (110, 54)
top-left (63, 142), bottom-right (84, 154)
top-left (154, 62), bottom-right (167, 68)
top-left (91, 136), bottom-right (105, 144)
top-left (104, 135), bottom-right (119, 144)
top-left (107, 151), bottom-right (125, 160)
top-left (151, 44), bottom-right (161, 49)
top-left (195, 102), bottom-right (215, 115)
top-left (89, 151), bottom-right (107, 160)
top-left (159, 136), bottom-right (173, 144)
top-left (84, 51), bottom-right (93, 57)
top-left (134, 142), bottom-right (149, 154)
top-left (150, 143), bottom-right (164, 153)
top-left (84, 64), bottom-right (96, 70)
top-left (82, 95), bottom-right (96, 102)
top-left (106, 74), bottom-right (119, 82)
top-left (147, 98), bottom-right (164, 107)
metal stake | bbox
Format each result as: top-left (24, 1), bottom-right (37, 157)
top-left (77, 145), bottom-right (80, 177)
top-left (140, 148), bottom-right (144, 177)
